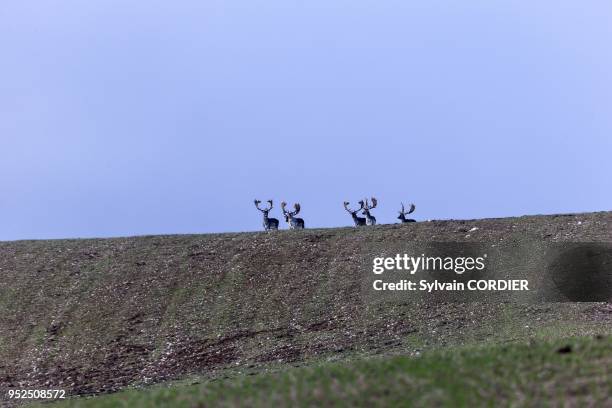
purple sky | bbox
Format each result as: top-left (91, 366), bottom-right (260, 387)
top-left (1, 1), bottom-right (611, 240)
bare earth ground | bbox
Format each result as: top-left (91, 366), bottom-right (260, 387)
top-left (0, 211), bottom-right (610, 405)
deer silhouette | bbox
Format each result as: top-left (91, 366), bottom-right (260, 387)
top-left (254, 199), bottom-right (279, 231)
top-left (398, 202), bottom-right (416, 223)
top-left (362, 197), bottom-right (378, 226)
top-left (281, 202), bottom-right (305, 229)
top-left (344, 201), bottom-right (367, 226)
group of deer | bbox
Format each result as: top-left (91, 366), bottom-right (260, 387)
top-left (343, 198), bottom-right (416, 226)
top-left (254, 200), bottom-right (304, 230)
top-left (254, 198), bottom-right (416, 231)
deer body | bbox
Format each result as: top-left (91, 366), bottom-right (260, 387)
top-left (287, 214), bottom-right (305, 229)
top-left (254, 199), bottom-right (279, 231)
top-left (362, 197), bottom-right (378, 226)
top-left (263, 212), bottom-right (280, 229)
top-left (344, 201), bottom-right (366, 227)
top-left (363, 210), bottom-right (376, 225)
top-left (281, 202), bottom-right (305, 229)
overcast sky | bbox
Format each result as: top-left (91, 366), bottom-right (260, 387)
top-left (1, 1), bottom-right (611, 240)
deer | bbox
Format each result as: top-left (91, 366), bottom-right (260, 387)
top-left (398, 202), bottom-right (416, 223)
top-left (344, 201), bottom-right (367, 226)
top-left (362, 197), bottom-right (378, 225)
top-left (281, 202), bottom-right (305, 229)
top-left (254, 199), bottom-right (279, 231)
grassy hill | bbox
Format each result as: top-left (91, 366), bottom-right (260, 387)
top-left (36, 336), bottom-right (612, 407)
top-left (1, 211), bottom-right (610, 406)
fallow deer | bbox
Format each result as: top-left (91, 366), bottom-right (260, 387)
top-left (362, 197), bottom-right (378, 225)
top-left (254, 199), bottom-right (279, 231)
top-left (398, 202), bottom-right (416, 223)
top-left (281, 202), bottom-right (305, 229)
top-left (344, 201), bottom-right (367, 227)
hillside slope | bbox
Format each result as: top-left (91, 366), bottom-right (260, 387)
top-left (42, 336), bottom-right (612, 407)
top-left (1, 212), bottom-right (611, 399)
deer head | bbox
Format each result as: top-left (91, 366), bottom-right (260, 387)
top-left (281, 201), bottom-right (300, 220)
top-left (362, 197), bottom-right (377, 213)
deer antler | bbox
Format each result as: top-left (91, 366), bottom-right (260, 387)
top-left (401, 202), bottom-right (415, 215)
top-left (254, 199), bottom-right (272, 212)
top-left (281, 201), bottom-right (300, 216)
top-left (364, 197), bottom-right (378, 210)
top-left (345, 200), bottom-right (364, 213)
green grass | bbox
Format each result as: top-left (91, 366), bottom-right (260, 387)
top-left (42, 336), bottom-right (610, 408)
